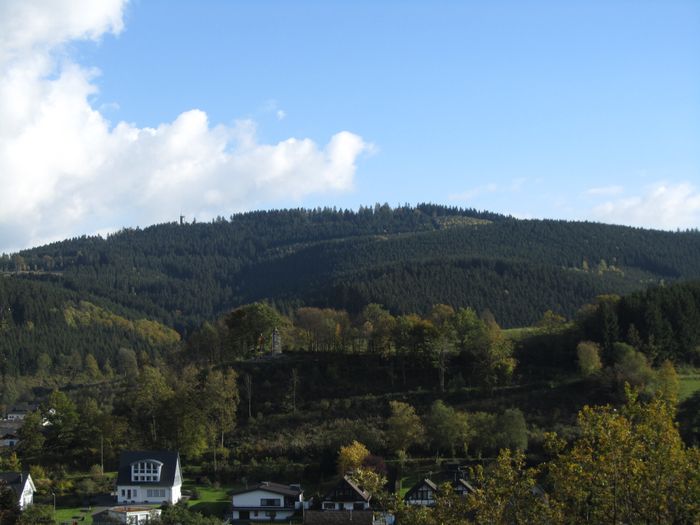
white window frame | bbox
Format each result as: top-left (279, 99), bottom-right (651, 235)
top-left (131, 460), bottom-right (164, 483)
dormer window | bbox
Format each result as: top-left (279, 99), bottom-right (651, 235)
top-left (131, 460), bottom-right (163, 482)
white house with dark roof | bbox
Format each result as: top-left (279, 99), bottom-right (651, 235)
top-left (404, 478), bottom-right (439, 507)
top-left (321, 475), bottom-right (371, 511)
top-left (5, 404), bottom-right (38, 421)
top-left (404, 476), bottom-right (475, 507)
top-left (115, 451), bottom-right (182, 505)
top-left (231, 481), bottom-right (304, 521)
top-left (0, 472), bottom-right (35, 509)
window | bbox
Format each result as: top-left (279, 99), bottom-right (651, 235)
top-left (323, 502), bottom-right (336, 510)
top-left (416, 488), bottom-right (433, 500)
top-left (146, 489), bottom-right (166, 499)
top-left (131, 460), bottom-right (163, 483)
top-left (353, 502), bottom-right (366, 510)
top-left (260, 498), bottom-right (281, 507)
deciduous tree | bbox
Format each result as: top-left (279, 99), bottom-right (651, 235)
top-left (576, 341), bottom-right (602, 377)
top-left (386, 401), bottom-right (425, 456)
top-left (425, 400), bottom-right (469, 457)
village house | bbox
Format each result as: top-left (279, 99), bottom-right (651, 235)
top-left (321, 475), bottom-right (371, 511)
top-left (108, 506), bottom-right (161, 524)
top-left (0, 432), bottom-right (19, 448)
top-left (115, 451), bottom-right (182, 505)
top-left (93, 506), bottom-right (161, 525)
top-left (403, 475), bottom-right (475, 507)
top-left (231, 481), bottom-right (304, 521)
top-left (4, 404), bottom-right (38, 421)
top-left (0, 472), bottom-right (35, 509)
top-left (404, 478), bottom-right (439, 506)
top-left (0, 418), bottom-right (23, 450)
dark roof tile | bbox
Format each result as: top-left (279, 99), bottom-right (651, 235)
top-left (116, 451), bottom-right (179, 487)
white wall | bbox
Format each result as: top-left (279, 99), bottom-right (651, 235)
top-left (232, 489), bottom-right (288, 508)
top-left (405, 497), bottom-right (435, 506)
top-left (232, 509), bottom-right (295, 521)
top-left (117, 484), bottom-right (180, 505)
top-left (19, 483), bottom-right (33, 509)
top-left (322, 501), bottom-right (370, 510)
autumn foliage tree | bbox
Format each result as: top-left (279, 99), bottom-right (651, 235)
top-left (386, 401), bottom-right (425, 456)
top-left (337, 440), bottom-right (370, 475)
top-left (547, 389), bottom-right (700, 524)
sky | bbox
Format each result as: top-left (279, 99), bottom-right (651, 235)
top-left (0, 0), bottom-right (699, 253)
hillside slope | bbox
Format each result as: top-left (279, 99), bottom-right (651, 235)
top-left (3, 204), bottom-right (700, 330)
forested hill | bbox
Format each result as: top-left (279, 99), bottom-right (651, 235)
top-left (2, 204), bottom-right (700, 331)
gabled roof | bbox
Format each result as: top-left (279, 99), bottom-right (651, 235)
top-left (404, 478), bottom-right (439, 501)
top-left (116, 451), bottom-right (180, 487)
top-left (453, 478), bottom-right (475, 493)
top-left (8, 403), bottom-right (37, 413)
top-left (323, 475), bottom-right (370, 503)
top-left (231, 481), bottom-right (302, 497)
top-left (0, 472), bottom-right (33, 497)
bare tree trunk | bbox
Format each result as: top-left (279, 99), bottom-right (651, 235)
top-left (244, 374), bottom-right (253, 419)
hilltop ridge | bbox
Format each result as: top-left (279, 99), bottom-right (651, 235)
top-left (2, 204), bottom-right (699, 331)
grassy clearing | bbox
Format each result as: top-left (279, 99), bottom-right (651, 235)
top-left (679, 374), bottom-right (700, 401)
top-left (503, 327), bottom-right (543, 341)
top-left (53, 507), bottom-right (93, 525)
top-left (183, 481), bottom-right (234, 518)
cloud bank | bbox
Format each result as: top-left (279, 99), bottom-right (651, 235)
top-left (591, 182), bottom-right (700, 230)
top-left (0, 0), bottom-right (370, 253)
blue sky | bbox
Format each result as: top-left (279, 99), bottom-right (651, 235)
top-left (0, 0), bottom-right (698, 252)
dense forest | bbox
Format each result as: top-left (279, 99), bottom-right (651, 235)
top-left (1, 205), bottom-right (700, 524)
top-left (1, 279), bottom-right (699, 523)
top-left (2, 205), bottom-right (700, 332)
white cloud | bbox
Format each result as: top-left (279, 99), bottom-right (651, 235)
top-left (0, 0), bottom-right (371, 253)
top-left (592, 182), bottom-right (700, 230)
top-left (584, 185), bottom-right (624, 197)
top-left (276, 109), bottom-right (286, 121)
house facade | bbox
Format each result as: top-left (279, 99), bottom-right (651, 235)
top-left (107, 506), bottom-right (161, 524)
top-left (0, 420), bottom-right (23, 450)
top-left (404, 476), bottom-right (475, 507)
top-left (115, 451), bottom-right (182, 505)
top-left (322, 476), bottom-right (371, 511)
top-left (404, 479), bottom-right (439, 507)
top-left (5, 404), bottom-right (37, 421)
top-left (0, 433), bottom-right (19, 448)
top-left (0, 472), bottom-right (35, 510)
top-left (231, 482), bottom-right (304, 521)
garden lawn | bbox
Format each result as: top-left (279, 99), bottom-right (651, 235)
top-left (184, 482), bottom-right (234, 518)
top-left (53, 507), bottom-right (93, 525)
top-left (679, 374), bottom-right (700, 401)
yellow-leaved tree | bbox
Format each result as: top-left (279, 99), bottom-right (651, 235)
top-left (547, 388), bottom-right (700, 524)
top-left (337, 440), bottom-right (370, 475)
